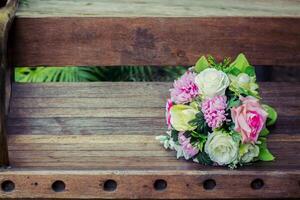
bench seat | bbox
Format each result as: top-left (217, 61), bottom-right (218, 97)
top-left (1, 82), bottom-right (299, 198)
top-left (0, 0), bottom-right (299, 199)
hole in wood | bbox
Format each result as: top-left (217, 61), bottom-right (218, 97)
top-left (154, 179), bottom-right (167, 191)
top-left (1, 180), bottom-right (15, 192)
top-left (52, 180), bottom-right (65, 192)
top-left (0, 0), bottom-right (7, 8)
top-left (251, 179), bottom-right (264, 190)
top-left (103, 180), bottom-right (117, 192)
top-left (203, 179), bottom-right (216, 190)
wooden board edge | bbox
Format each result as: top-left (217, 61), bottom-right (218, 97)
top-left (0, 169), bottom-right (299, 199)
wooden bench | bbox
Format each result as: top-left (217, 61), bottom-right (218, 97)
top-left (0, 0), bottom-right (300, 199)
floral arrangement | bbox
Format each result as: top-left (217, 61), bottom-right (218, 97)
top-left (157, 54), bottom-right (277, 168)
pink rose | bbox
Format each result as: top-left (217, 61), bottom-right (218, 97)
top-left (166, 99), bottom-right (173, 129)
top-left (231, 96), bottom-right (268, 143)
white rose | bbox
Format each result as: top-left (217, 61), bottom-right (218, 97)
top-left (205, 130), bottom-right (239, 165)
top-left (239, 143), bottom-right (259, 163)
top-left (195, 68), bottom-right (230, 98)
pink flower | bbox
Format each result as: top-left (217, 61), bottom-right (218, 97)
top-left (170, 71), bottom-right (198, 104)
top-left (166, 99), bottom-right (173, 129)
top-left (178, 132), bottom-right (199, 158)
top-left (231, 96), bottom-right (268, 143)
top-left (201, 95), bottom-right (227, 129)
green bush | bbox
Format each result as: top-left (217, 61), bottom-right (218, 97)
top-left (15, 66), bottom-right (186, 82)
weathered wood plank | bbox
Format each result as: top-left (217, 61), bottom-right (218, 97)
top-left (5, 116), bottom-right (300, 135)
top-left (12, 82), bottom-right (168, 98)
top-left (8, 134), bottom-right (299, 144)
top-left (11, 82), bottom-right (300, 98)
top-left (16, 0), bottom-right (300, 18)
top-left (9, 107), bottom-right (164, 118)
top-left (11, 17), bottom-right (300, 66)
top-left (7, 83), bottom-right (300, 120)
top-left (5, 134), bottom-right (300, 170)
top-left (0, 170), bottom-right (299, 199)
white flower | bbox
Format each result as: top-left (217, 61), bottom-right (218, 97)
top-left (205, 130), bottom-right (239, 165)
top-left (195, 68), bottom-right (230, 99)
top-left (170, 104), bottom-right (198, 131)
top-left (228, 73), bottom-right (258, 94)
top-left (239, 143), bottom-right (259, 163)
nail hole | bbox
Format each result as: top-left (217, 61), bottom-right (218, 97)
top-left (1, 180), bottom-right (15, 192)
top-left (203, 179), bottom-right (216, 190)
top-left (52, 180), bottom-right (65, 192)
top-left (154, 179), bottom-right (167, 191)
top-left (103, 180), bottom-right (117, 192)
top-left (251, 179), bottom-right (264, 190)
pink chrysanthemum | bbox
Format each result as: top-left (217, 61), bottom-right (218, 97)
top-left (170, 71), bottom-right (198, 104)
top-left (201, 95), bottom-right (227, 129)
top-left (178, 132), bottom-right (199, 158)
top-left (166, 99), bottom-right (173, 129)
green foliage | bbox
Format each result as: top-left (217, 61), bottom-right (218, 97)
top-left (194, 152), bottom-right (213, 165)
top-left (229, 53), bottom-right (250, 72)
top-left (262, 104), bottom-right (278, 126)
top-left (207, 55), bottom-right (231, 71)
top-left (189, 112), bottom-right (210, 135)
top-left (194, 56), bottom-right (209, 73)
top-left (171, 130), bottom-right (179, 143)
top-left (257, 137), bottom-right (275, 161)
top-left (230, 131), bottom-right (242, 143)
top-left (260, 128), bottom-right (270, 137)
top-left (15, 66), bottom-right (186, 82)
top-left (15, 67), bottom-right (100, 82)
top-left (227, 94), bottom-right (241, 109)
top-left (225, 53), bottom-right (255, 77)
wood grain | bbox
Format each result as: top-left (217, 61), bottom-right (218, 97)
top-left (4, 82), bottom-right (300, 173)
top-left (16, 0), bottom-right (300, 18)
top-left (0, 170), bottom-right (299, 199)
top-left (10, 17), bottom-right (300, 67)
top-left (0, 0), bottom-right (19, 166)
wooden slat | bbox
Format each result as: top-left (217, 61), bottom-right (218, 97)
top-left (3, 81), bottom-right (300, 199)
top-left (11, 17), bottom-right (300, 66)
top-left (6, 116), bottom-right (300, 135)
top-left (11, 82), bottom-right (300, 98)
top-left (16, 0), bottom-right (300, 18)
top-left (0, 169), bottom-right (299, 199)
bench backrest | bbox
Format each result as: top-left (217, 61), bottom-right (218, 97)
top-left (10, 1), bottom-right (300, 67)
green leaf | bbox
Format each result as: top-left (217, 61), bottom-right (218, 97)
top-left (189, 112), bottom-right (210, 135)
top-left (225, 67), bottom-right (241, 76)
top-left (260, 128), bottom-right (270, 137)
top-left (231, 131), bottom-right (242, 143)
top-left (257, 137), bottom-right (275, 161)
top-left (258, 147), bottom-right (275, 161)
top-left (195, 152), bottom-right (213, 165)
top-left (195, 56), bottom-right (209, 73)
top-left (244, 66), bottom-right (256, 77)
top-left (227, 96), bottom-right (241, 109)
top-left (262, 104), bottom-right (278, 126)
top-left (171, 130), bottom-right (179, 142)
top-left (229, 53), bottom-right (250, 73)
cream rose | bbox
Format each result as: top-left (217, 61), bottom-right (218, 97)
top-left (239, 143), bottom-right (259, 163)
top-left (195, 68), bottom-right (230, 99)
top-left (205, 130), bottom-right (239, 165)
top-left (170, 104), bottom-right (198, 131)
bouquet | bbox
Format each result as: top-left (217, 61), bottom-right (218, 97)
top-left (157, 54), bottom-right (277, 169)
